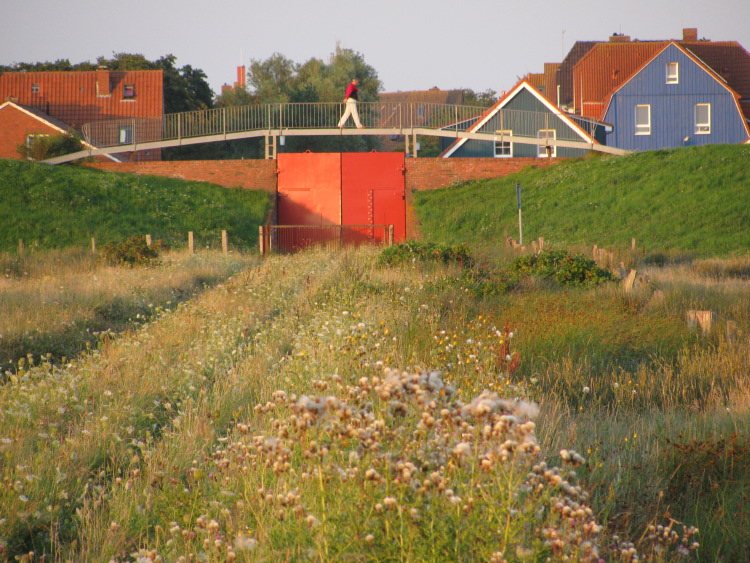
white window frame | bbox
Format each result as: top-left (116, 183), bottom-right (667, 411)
top-left (118, 125), bottom-right (133, 144)
top-left (123, 84), bottom-right (136, 99)
top-left (666, 62), bottom-right (679, 84)
top-left (537, 129), bottom-right (556, 157)
top-left (494, 130), bottom-right (513, 157)
top-left (25, 133), bottom-right (49, 148)
top-left (31, 83), bottom-right (40, 94)
top-left (635, 104), bottom-right (651, 135)
top-left (695, 103), bottom-right (711, 134)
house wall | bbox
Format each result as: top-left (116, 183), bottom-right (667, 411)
top-left (451, 89), bottom-right (594, 158)
top-left (604, 45), bottom-right (748, 150)
top-left (0, 104), bottom-right (60, 159)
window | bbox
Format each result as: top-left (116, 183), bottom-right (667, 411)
top-left (31, 83), bottom-right (40, 94)
top-left (417, 105), bottom-right (425, 118)
top-left (537, 129), bottom-right (556, 157)
top-left (494, 130), bottom-right (513, 157)
top-left (635, 104), bottom-right (651, 135)
top-left (666, 62), bottom-right (679, 84)
top-left (123, 84), bottom-right (135, 99)
top-left (695, 103), bottom-right (711, 134)
top-left (119, 126), bottom-right (133, 144)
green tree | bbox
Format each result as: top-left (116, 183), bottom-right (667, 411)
top-left (462, 88), bottom-right (498, 108)
top-left (245, 45), bottom-right (383, 153)
top-left (16, 132), bottom-right (84, 161)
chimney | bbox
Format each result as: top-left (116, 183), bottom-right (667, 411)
top-left (236, 66), bottom-right (246, 88)
top-left (683, 28), bottom-right (698, 41)
top-left (96, 66), bottom-right (111, 97)
top-left (609, 34), bottom-right (631, 43)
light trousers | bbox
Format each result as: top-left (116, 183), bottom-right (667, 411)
top-left (338, 98), bottom-right (363, 128)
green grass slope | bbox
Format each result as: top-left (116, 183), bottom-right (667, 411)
top-left (0, 159), bottom-right (271, 251)
top-left (415, 144), bottom-right (750, 256)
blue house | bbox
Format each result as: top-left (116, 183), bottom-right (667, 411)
top-left (441, 80), bottom-right (608, 158)
top-left (602, 42), bottom-right (750, 150)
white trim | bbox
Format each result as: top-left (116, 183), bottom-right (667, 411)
top-left (635, 104), bottom-right (651, 135)
top-left (537, 129), bottom-right (556, 157)
top-left (494, 129), bottom-right (513, 157)
top-left (0, 101), bottom-right (122, 162)
top-left (441, 81), bottom-right (598, 158)
top-left (694, 103), bottom-right (711, 134)
top-left (666, 62), bottom-right (679, 84)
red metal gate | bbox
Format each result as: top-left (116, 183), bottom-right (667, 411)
top-left (275, 152), bottom-right (405, 251)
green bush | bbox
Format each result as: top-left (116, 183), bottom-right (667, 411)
top-left (508, 250), bottom-right (617, 288)
top-left (377, 240), bottom-right (474, 268)
top-left (100, 236), bottom-right (168, 266)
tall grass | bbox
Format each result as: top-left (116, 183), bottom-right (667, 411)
top-left (3, 246), bottom-right (744, 560)
top-left (0, 248), bottom-right (255, 372)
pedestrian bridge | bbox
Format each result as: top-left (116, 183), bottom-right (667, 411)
top-left (43, 101), bottom-right (627, 164)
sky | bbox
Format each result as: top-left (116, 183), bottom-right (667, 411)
top-left (2, 0), bottom-right (749, 98)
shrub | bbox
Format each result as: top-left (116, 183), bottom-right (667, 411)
top-left (377, 240), bottom-right (474, 268)
top-left (508, 250), bottom-right (617, 288)
top-left (100, 236), bottom-right (168, 266)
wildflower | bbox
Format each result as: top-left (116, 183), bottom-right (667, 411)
top-left (582, 386), bottom-right (590, 394)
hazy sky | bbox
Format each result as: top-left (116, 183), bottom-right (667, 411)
top-left (2, 0), bottom-right (748, 97)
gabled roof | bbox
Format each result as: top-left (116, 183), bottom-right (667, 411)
top-left (683, 42), bottom-right (750, 119)
top-left (0, 101), bottom-right (123, 162)
top-left (573, 41), bottom-right (669, 117)
top-left (0, 100), bottom-right (72, 134)
top-left (440, 80), bottom-right (599, 158)
top-left (600, 42), bottom-right (750, 139)
top-left (0, 69), bottom-right (163, 128)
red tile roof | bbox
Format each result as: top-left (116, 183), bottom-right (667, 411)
top-left (0, 69), bottom-right (163, 128)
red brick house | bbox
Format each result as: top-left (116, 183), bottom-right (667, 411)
top-left (0, 68), bottom-right (164, 161)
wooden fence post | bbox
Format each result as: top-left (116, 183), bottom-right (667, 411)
top-left (259, 226), bottom-right (264, 255)
top-left (91, 237), bottom-right (96, 254)
top-left (18, 239), bottom-right (24, 256)
top-left (686, 310), bottom-right (716, 335)
top-left (222, 230), bottom-right (228, 254)
top-left (188, 231), bottom-right (194, 254)
top-left (388, 224), bottom-right (394, 246)
top-left (145, 234), bottom-right (152, 247)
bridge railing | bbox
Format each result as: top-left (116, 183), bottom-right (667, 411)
top-left (80, 102), bottom-right (601, 149)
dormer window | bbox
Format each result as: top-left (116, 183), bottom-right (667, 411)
top-left (31, 83), bottom-right (40, 94)
top-left (666, 62), bottom-right (679, 84)
top-left (123, 84), bottom-right (136, 99)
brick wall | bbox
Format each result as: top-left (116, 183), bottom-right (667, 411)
top-left (86, 157), bottom-right (557, 193)
top-left (0, 105), bottom-right (60, 159)
top-left (405, 157), bottom-right (556, 191)
top-left (85, 160), bottom-right (278, 193)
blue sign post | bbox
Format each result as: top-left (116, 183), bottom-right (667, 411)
top-left (516, 183), bottom-right (523, 245)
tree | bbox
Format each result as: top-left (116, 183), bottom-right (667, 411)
top-left (462, 88), bottom-right (498, 108)
top-left (1, 54), bottom-right (214, 114)
top-left (16, 132), bottom-right (84, 161)
top-left (244, 45), bottom-right (383, 153)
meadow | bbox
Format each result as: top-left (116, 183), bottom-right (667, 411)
top-left (1, 145), bottom-right (749, 561)
top-left (1, 242), bottom-right (748, 561)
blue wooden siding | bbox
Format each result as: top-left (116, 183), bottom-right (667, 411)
top-left (450, 89), bottom-right (595, 158)
top-left (604, 44), bottom-right (747, 150)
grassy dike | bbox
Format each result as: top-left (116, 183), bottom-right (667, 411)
top-left (415, 144), bottom-right (750, 257)
top-left (1, 246), bottom-right (747, 560)
top-left (0, 159), bottom-right (271, 252)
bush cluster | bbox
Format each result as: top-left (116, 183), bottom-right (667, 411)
top-left (508, 250), bottom-right (618, 288)
top-left (377, 240), bottom-right (474, 268)
top-left (100, 236), bottom-right (168, 266)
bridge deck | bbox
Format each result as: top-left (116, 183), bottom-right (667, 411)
top-left (43, 101), bottom-right (627, 164)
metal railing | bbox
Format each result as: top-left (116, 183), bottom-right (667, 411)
top-left (262, 224), bottom-right (392, 254)
top-left (80, 102), bottom-right (602, 150)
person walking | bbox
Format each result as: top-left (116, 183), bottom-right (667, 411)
top-left (338, 78), bottom-right (365, 129)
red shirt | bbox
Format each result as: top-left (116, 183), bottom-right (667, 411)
top-left (344, 82), bottom-right (359, 100)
